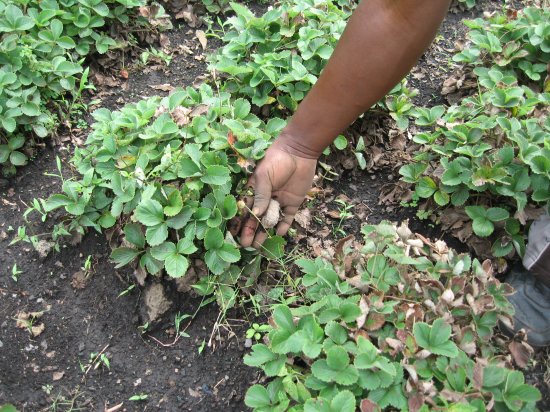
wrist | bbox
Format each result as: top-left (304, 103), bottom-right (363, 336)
top-left (274, 130), bottom-right (323, 160)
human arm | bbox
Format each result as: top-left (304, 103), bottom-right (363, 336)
top-left (240, 0), bottom-right (451, 248)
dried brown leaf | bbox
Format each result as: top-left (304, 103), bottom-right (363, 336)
top-left (105, 403), bottom-right (124, 412)
top-left (150, 84), bottom-right (174, 92)
top-left (71, 270), bottom-right (88, 289)
top-left (189, 104), bottom-right (209, 117)
top-left (134, 267), bottom-right (147, 286)
top-left (53, 371), bottom-right (64, 381)
top-left (195, 30), bottom-right (207, 50)
top-left (294, 208), bottom-right (312, 229)
top-left (473, 361), bottom-right (484, 390)
top-left (176, 5), bottom-right (200, 28)
top-left (31, 323), bottom-right (45, 337)
top-left (171, 106), bottom-right (192, 126)
top-left (334, 235), bottom-right (354, 260)
top-left (356, 295), bottom-right (369, 329)
top-left (508, 340), bottom-right (534, 369)
top-left (408, 393), bottom-right (424, 412)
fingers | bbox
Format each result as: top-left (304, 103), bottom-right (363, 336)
top-left (239, 193), bottom-right (258, 248)
top-left (251, 171), bottom-right (272, 216)
top-left (240, 171), bottom-right (272, 247)
top-left (275, 206), bottom-right (297, 236)
top-left (251, 206), bottom-right (297, 249)
top-left (252, 231), bottom-right (268, 249)
top-left (240, 217), bottom-right (259, 248)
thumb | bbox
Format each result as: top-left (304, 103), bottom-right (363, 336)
top-left (251, 172), bottom-right (272, 217)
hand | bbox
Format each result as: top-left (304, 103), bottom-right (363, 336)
top-left (239, 136), bottom-right (317, 248)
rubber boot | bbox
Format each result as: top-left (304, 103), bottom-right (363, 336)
top-left (502, 214), bottom-right (550, 347)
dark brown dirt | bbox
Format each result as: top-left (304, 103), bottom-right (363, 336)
top-left (0, 148), bottom-right (258, 411)
top-left (0, 16), bottom-right (257, 412)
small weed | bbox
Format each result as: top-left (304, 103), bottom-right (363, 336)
top-left (198, 339), bottom-right (206, 354)
top-left (173, 312), bottom-right (192, 339)
top-left (81, 346), bottom-right (110, 375)
top-left (138, 322), bottom-right (149, 334)
top-left (82, 255), bottom-right (93, 276)
top-left (11, 264), bottom-right (22, 282)
top-left (246, 323), bottom-right (270, 341)
top-left (9, 226), bottom-right (38, 247)
top-left (129, 393), bottom-right (148, 401)
top-left (48, 388), bottom-right (86, 412)
top-left (41, 384), bottom-right (53, 395)
top-left (333, 198), bottom-right (354, 237)
top-left (117, 284), bottom-right (136, 298)
top-left (140, 47), bottom-right (172, 67)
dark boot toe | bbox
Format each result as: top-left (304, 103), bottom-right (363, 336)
top-left (501, 267), bottom-right (550, 347)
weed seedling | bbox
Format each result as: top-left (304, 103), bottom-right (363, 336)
top-left (81, 345), bottom-right (110, 376)
top-left (333, 198), bottom-right (354, 237)
top-left (89, 352), bottom-right (110, 370)
top-left (138, 322), bottom-right (149, 334)
top-left (117, 284), bottom-right (136, 298)
top-left (140, 47), bottom-right (172, 66)
top-left (9, 226), bottom-right (38, 247)
top-left (129, 393), bottom-right (148, 401)
top-left (246, 323), bottom-right (270, 341)
top-left (175, 312), bottom-right (191, 338)
top-left (11, 264), bottom-right (22, 282)
top-left (83, 255), bottom-right (93, 276)
top-left (198, 339), bottom-right (206, 354)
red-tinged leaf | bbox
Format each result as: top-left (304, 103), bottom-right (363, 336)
top-left (360, 399), bottom-right (380, 412)
top-left (227, 131), bottom-right (236, 146)
top-left (408, 393), bottom-right (424, 412)
top-left (364, 312), bottom-right (385, 331)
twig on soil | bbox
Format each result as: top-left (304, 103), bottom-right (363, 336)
top-left (105, 402), bottom-right (124, 412)
top-left (81, 344), bottom-right (109, 381)
top-left (213, 376), bottom-right (227, 390)
top-left (0, 287), bottom-right (28, 295)
top-left (147, 333), bottom-right (183, 347)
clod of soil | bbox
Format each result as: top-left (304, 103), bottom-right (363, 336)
top-left (261, 199), bottom-right (281, 228)
top-left (35, 240), bottom-right (54, 259)
top-left (142, 282), bottom-right (173, 323)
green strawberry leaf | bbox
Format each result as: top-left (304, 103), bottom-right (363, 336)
top-left (164, 190), bottom-right (183, 217)
top-left (145, 223), bottom-right (169, 246)
top-left (135, 199), bottom-right (164, 226)
top-left (165, 253), bottom-right (188, 278)
top-left (413, 318), bottom-right (459, 358)
top-left (111, 247), bottom-right (140, 268)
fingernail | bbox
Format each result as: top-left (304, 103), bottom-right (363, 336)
top-left (252, 208), bottom-right (259, 215)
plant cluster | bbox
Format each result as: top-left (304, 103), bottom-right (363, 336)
top-left (209, 0), bottom-right (416, 134)
top-left (209, 0), bottom-right (348, 110)
top-left (244, 221), bottom-right (541, 411)
top-left (400, 7), bottom-right (550, 258)
top-left (0, 0), bottom-right (147, 175)
top-left (38, 84), bottom-right (287, 300)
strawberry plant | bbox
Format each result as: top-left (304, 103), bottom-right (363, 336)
top-left (399, 7), bottom-right (550, 258)
top-left (244, 221), bottom-right (541, 411)
top-left (36, 84), bottom-right (287, 303)
top-left (0, 0), bottom-right (148, 175)
top-left (209, 0), bottom-right (416, 131)
top-left (210, 0), bottom-right (348, 110)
